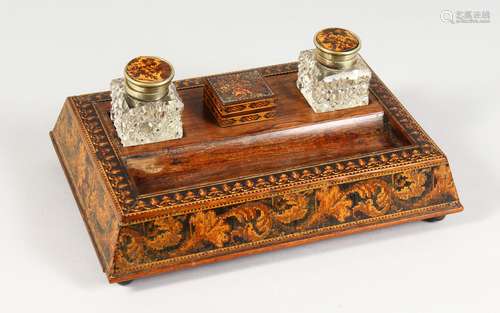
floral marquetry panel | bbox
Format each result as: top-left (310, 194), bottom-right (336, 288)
top-left (113, 165), bottom-right (459, 275)
top-left (52, 101), bottom-right (120, 272)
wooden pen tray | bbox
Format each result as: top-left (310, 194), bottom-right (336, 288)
top-left (51, 62), bottom-right (463, 284)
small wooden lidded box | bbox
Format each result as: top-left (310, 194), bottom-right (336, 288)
top-left (50, 62), bottom-right (463, 284)
top-left (203, 70), bottom-right (277, 127)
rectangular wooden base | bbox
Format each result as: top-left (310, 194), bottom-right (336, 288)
top-left (51, 61), bottom-right (463, 284)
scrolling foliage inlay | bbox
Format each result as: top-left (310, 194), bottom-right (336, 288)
top-left (115, 165), bottom-right (458, 272)
top-left (54, 102), bottom-right (120, 270)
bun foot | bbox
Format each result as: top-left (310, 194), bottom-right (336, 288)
top-left (424, 215), bottom-right (446, 222)
top-left (118, 280), bottom-right (133, 286)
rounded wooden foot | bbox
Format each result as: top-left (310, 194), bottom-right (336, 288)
top-left (118, 280), bottom-right (133, 286)
top-left (424, 215), bottom-right (446, 222)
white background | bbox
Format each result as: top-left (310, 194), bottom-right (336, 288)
top-left (1, 0), bottom-right (499, 312)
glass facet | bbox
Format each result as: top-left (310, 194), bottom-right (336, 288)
top-left (297, 49), bottom-right (371, 113)
top-left (110, 78), bottom-right (184, 147)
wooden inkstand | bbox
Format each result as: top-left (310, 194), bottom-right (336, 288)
top-left (51, 58), bottom-right (463, 284)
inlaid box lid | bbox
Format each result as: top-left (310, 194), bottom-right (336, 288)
top-left (204, 70), bottom-right (277, 123)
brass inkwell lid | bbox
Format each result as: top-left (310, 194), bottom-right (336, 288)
top-left (124, 56), bottom-right (175, 102)
top-left (314, 27), bottom-right (361, 70)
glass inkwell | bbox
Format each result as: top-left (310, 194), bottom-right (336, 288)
top-left (297, 27), bottom-right (371, 113)
top-left (110, 56), bottom-right (184, 147)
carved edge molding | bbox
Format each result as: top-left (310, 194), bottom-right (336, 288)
top-left (70, 62), bottom-right (446, 219)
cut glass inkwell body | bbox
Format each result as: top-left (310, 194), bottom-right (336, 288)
top-left (297, 27), bottom-right (371, 113)
top-left (110, 56), bottom-right (184, 147)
